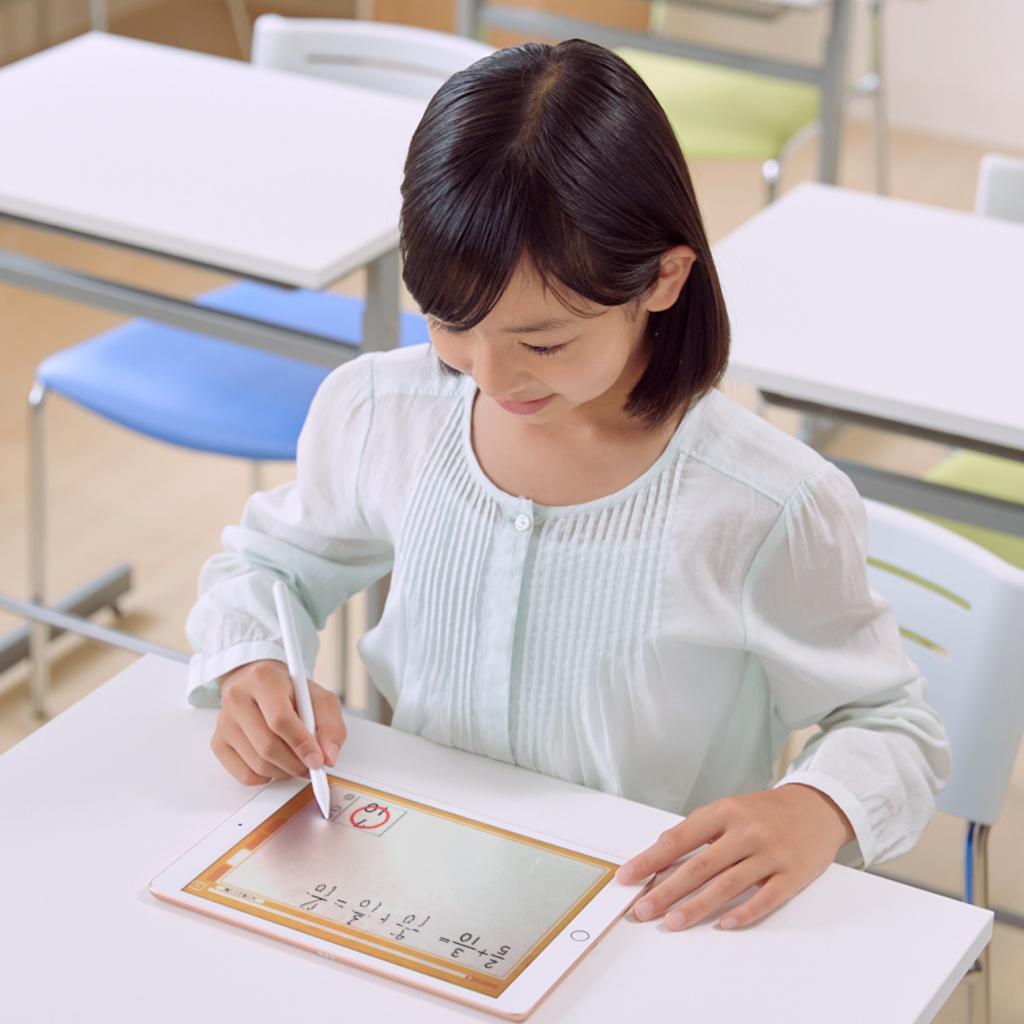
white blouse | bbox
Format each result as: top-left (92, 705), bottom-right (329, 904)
top-left (186, 346), bottom-right (950, 868)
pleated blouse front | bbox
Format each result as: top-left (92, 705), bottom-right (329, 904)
top-left (186, 346), bottom-right (950, 869)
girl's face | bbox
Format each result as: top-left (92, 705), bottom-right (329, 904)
top-left (428, 249), bottom-right (694, 428)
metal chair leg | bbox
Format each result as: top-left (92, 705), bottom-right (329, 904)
top-left (28, 382), bottom-right (49, 719)
top-left (249, 460), bottom-right (263, 495)
top-left (867, 0), bottom-right (890, 196)
top-left (964, 821), bottom-right (992, 1024)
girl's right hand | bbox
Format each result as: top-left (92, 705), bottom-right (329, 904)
top-left (211, 659), bottom-right (347, 785)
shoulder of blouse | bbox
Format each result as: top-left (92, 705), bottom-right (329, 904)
top-left (368, 344), bottom-right (467, 401)
top-left (307, 345), bottom-right (466, 453)
top-left (680, 389), bottom-right (840, 512)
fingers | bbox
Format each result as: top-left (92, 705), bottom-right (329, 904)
top-left (232, 695), bottom-right (310, 777)
top-left (253, 684), bottom-right (324, 772)
top-left (631, 835), bottom-right (746, 922)
top-left (617, 805), bottom-right (724, 884)
top-left (211, 731), bottom-right (274, 786)
top-left (718, 875), bottom-right (796, 930)
top-left (309, 682), bottom-right (347, 767)
top-left (663, 858), bottom-right (769, 930)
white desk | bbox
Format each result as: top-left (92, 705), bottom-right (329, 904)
top-left (0, 32), bottom-right (425, 677)
top-left (0, 32), bottom-right (425, 355)
top-left (717, 182), bottom-right (1024, 535)
top-left (0, 655), bottom-right (991, 1022)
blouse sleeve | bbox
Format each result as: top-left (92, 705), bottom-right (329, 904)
top-left (184, 352), bottom-right (393, 708)
top-left (743, 464), bottom-right (952, 868)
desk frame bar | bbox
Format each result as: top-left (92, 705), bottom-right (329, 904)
top-left (0, 250), bottom-right (360, 368)
top-left (761, 391), bottom-right (1024, 537)
top-left (0, 593), bottom-right (190, 667)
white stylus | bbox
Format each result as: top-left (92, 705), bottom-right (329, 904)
top-left (272, 580), bottom-right (331, 819)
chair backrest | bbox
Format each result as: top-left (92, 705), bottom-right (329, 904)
top-left (251, 15), bottom-right (494, 101)
top-left (975, 153), bottom-right (1024, 224)
top-left (863, 498), bottom-right (1024, 825)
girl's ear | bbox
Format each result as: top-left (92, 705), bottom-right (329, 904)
top-left (644, 246), bottom-right (697, 313)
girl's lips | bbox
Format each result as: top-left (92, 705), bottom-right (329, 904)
top-left (496, 394), bottom-right (555, 416)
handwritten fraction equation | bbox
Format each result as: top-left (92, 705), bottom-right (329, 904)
top-left (298, 883), bottom-right (431, 940)
top-left (297, 882), bottom-right (516, 970)
top-left (438, 932), bottom-right (513, 971)
top-left (327, 789), bottom-right (407, 837)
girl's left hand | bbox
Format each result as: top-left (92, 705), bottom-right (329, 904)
top-left (616, 784), bottom-right (855, 931)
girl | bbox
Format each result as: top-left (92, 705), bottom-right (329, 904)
top-left (186, 39), bottom-right (949, 933)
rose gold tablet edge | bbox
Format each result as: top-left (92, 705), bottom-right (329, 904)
top-left (149, 884), bottom-right (530, 1019)
top-left (508, 875), bottom-right (656, 1020)
top-left (146, 878), bottom-right (651, 1021)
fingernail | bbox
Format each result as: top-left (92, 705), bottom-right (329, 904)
top-left (720, 916), bottom-right (739, 930)
top-left (304, 752), bottom-right (323, 770)
top-left (633, 900), bottom-right (653, 921)
top-left (324, 742), bottom-right (339, 766)
top-left (667, 911), bottom-right (687, 930)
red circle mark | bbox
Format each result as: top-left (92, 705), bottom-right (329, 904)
top-left (349, 803), bottom-right (391, 830)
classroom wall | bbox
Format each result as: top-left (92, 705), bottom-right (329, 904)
top-left (659, 0), bottom-right (1024, 152)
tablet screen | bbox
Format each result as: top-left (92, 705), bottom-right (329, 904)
top-left (185, 777), bottom-right (617, 998)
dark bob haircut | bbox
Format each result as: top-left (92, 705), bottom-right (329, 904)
top-left (399, 38), bottom-right (729, 426)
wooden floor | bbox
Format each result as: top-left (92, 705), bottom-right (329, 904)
top-left (0, 3), bottom-right (1022, 1020)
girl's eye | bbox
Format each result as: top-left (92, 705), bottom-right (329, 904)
top-left (522, 342), bottom-right (569, 357)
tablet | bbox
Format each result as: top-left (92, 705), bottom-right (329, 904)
top-left (149, 771), bottom-right (647, 1019)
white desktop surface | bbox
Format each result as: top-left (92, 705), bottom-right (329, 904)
top-left (0, 655), bottom-right (990, 1022)
top-left (0, 33), bottom-right (425, 289)
top-left (716, 183), bottom-right (1024, 451)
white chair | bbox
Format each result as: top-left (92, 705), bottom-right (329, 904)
top-left (863, 498), bottom-right (1024, 1024)
top-left (975, 153), bottom-right (1024, 224)
top-left (252, 16), bottom-right (494, 101)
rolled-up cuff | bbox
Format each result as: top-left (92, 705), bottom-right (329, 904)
top-left (774, 768), bottom-right (876, 869)
top-left (186, 640), bottom-right (288, 708)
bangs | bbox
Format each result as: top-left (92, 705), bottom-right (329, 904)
top-left (401, 165), bottom-right (648, 331)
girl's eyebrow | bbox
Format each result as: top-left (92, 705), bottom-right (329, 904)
top-left (498, 317), bottom-right (574, 334)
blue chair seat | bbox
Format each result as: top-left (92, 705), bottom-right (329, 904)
top-left (37, 282), bottom-right (429, 461)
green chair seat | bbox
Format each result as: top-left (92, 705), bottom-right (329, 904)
top-left (617, 47), bottom-right (820, 160)
top-left (924, 452), bottom-right (1024, 570)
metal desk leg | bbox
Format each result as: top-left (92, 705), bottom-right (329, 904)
top-left (362, 247), bottom-right (401, 353)
top-left (457, 0), bottom-right (481, 38)
top-left (818, 0), bottom-right (854, 184)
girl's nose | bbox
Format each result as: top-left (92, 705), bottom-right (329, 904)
top-left (469, 342), bottom-right (522, 399)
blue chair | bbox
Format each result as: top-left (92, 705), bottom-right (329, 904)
top-left (28, 282), bottom-right (428, 715)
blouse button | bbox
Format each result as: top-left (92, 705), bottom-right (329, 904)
top-left (514, 513), bottom-right (532, 532)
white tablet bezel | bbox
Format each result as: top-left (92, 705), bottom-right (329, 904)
top-left (149, 769), bottom-right (648, 1020)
